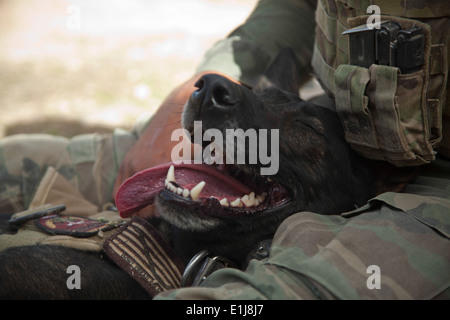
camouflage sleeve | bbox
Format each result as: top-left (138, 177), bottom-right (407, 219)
top-left (196, 0), bottom-right (317, 88)
top-left (156, 159), bottom-right (450, 300)
top-left (0, 128), bottom-right (139, 214)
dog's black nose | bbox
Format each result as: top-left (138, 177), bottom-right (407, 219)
top-left (192, 74), bottom-right (239, 109)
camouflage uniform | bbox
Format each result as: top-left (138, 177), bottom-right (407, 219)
top-left (0, 129), bottom-right (141, 215)
top-left (0, 0), bottom-right (449, 299)
top-left (0, 125), bottom-right (146, 251)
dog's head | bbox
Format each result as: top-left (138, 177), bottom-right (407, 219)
top-left (156, 48), bottom-right (373, 232)
top-left (115, 48), bottom-right (406, 265)
top-left (160, 74), bottom-right (372, 224)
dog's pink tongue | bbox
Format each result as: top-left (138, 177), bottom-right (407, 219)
top-left (115, 161), bottom-right (252, 217)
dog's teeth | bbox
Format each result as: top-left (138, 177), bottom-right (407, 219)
top-left (256, 192), bottom-right (267, 203)
top-left (241, 192), bottom-right (260, 207)
top-left (190, 181), bottom-right (205, 201)
top-left (166, 165), bottom-right (176, 183)
top-left (230, 198), bottom-right (243, 207)
top-left (164, 179), bottom-right (168, 187)
top-left (176, 187), bottom-right (183, 195)
top-left (241, 194), bottom-right (252, 207)
top-left (219, 198), bottom-right (229, 207)
top-left (182, 188), bottom-right (190, 198)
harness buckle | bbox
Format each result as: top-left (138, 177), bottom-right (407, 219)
top-left (181, 250), bottom-right (235, 287)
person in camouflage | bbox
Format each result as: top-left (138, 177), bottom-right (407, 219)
top-left (1, 0), bottom-right (449, 299)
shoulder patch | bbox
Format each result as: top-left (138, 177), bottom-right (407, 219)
top-left (35, 214), bottom-right (116, 237)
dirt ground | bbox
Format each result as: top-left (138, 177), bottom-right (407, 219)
top-left (0, 0), bottom-right (259, 138)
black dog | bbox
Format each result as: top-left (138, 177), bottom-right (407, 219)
top-left (0, 49), bottom-right (413, 299)
top-left (153, 79), bottom-right (374, 266)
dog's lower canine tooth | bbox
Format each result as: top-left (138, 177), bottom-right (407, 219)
top-left (182, 188), bottom-right (189, 198)
top-left (219, 198), bottom-right (229, 206)
top-left (167, 165), bottom-right (176, 182)
top-left (190, 181), bottom-right (205, 201)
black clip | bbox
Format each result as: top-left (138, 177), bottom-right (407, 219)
top-left (8, 204), bottom-right (66, 226)
top-left (343, 20), bottom-right (424, 73)
top-left (343, 24), bottom-right (378, 68)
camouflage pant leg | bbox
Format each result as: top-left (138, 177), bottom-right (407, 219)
top-left (0, 129), bottom-right (138, 215)
top-left (156, 158), bottom-right (450, 300)
top-left (0, 134), bottom-right (69, 214)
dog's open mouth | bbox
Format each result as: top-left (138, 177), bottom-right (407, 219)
top-left (115, 161), bottom-right (291, 218)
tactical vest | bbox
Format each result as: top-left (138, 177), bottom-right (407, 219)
top-left (312, 0), bottom-right (450, 166)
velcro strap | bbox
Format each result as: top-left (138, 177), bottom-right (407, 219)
top-left (430, 44), bottom-right (446, 76)
top-left (103, 217), bottom-right (185, 297)
top-left (367, 64), bottom-right (407, 154)
top-left (334, 64), bottom-right (379, 149)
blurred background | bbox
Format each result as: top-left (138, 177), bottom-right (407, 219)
top-left (0, 0), bottom-right (258, 138)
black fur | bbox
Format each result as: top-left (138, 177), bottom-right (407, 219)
top-left (0, 245), bottom-right (149, 299)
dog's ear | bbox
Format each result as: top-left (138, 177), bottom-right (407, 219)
top-left (253, 47), bottom-right (303, 95)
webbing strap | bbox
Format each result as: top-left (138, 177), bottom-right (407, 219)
top-left (103, 217), bottom-right (185, 297)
